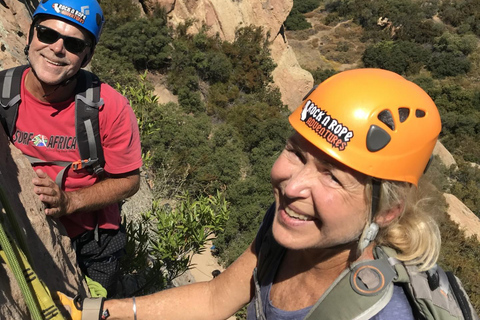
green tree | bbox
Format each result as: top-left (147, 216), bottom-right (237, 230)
top-left (311, 68), bottom-right (338, 84)
top-left (285, 11), bottom-right (312, 31)
top-left (223, 26), bottom-right (277, 94)
top-left (100, 11), bottom-right (172, 70)
top-left (362, 40), bottom-right (430, 75)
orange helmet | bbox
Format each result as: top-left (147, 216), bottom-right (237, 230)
top-left (289, 68), bottom-right (441, 186)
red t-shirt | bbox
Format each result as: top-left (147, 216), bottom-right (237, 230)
top-left (12, 68), bottom-right (143, 238)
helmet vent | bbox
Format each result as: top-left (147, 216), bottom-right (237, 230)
top-left (96, 14), bottom-right (103, 27)
top-left (366, 125), bottom-right (392, 152)
top-left (415, 109), bottom-right (426, 118)
top-left (378, 110), bottom-right (395, 130)
top-left (398, 108), bottom-right (410, 123)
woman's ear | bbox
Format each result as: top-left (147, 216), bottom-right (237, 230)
top-left (375, 202), bottom-right (404, 227)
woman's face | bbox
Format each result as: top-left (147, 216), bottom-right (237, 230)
top-left (270, 132), bottom-right (369, 251)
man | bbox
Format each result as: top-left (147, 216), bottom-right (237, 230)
top-left (2, 0), bottom-right (142, 297)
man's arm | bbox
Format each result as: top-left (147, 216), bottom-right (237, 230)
top-left (104, 241), bottom-right (258, 320)
top-left (32, 168), bottom-right (140, 218)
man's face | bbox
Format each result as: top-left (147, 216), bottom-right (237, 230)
top-left (28, 18), bottom-right (91, 86)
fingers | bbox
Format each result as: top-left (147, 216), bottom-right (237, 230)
top-left (41, 193), bottom-right (67, 218)
top-left (32, 169), bottom-right (68, 217)
top-left (33, 169), bottom-right (56, 188)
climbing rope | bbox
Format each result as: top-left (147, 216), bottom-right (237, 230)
top-left (0, 186), bottom-right (65, 320)
top-left (0, 209), bottom-right (43, 319)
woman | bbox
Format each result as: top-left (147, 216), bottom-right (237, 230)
top-left (66, 68), bottom-right (449, 319)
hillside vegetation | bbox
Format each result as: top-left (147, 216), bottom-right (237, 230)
top-left (93, 0), bottom-right (480, 312)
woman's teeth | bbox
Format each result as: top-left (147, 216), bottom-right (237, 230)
top-left (285, 207), bottom-right (313, 221)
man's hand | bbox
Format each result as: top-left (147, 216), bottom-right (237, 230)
top-left (32, 169), bottom-right (70, 217)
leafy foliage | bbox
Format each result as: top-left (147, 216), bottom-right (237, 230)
top-left (362, 40), bottom-right (430, 74)
top-left (121, 192), bottom-right (229, 296)
top-left (285, 0), bottom-right (321, 30)
top-left (439, 0), bottom-right (480, 36)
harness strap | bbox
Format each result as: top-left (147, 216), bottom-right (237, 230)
top-left (23, 154), bottom-right (73, 188)
top-left (305, 252), bottom-right (397, 320)
top-left (0, 65), bottom-right (28, 137)
top-left (75, 70), bottom-right (105, 177)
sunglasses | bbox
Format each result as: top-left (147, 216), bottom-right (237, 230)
top-left (35, 25), bottom-right (91, 54)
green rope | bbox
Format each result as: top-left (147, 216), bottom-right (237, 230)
top-left (0, 212), bottom-right (43, 320)
top-left (0, 186), bottom-right (33, 264)
top-left (0, 185), bottom-right (66, 320)
top-left (85, 276), bottom-right (108, 298)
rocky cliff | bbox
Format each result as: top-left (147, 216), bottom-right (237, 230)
top-left (149, 0), bottom-right (313, 110)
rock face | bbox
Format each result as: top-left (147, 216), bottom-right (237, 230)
top-left (0, 130), bottom-right (88, 319)
top-left (150, 0), bottom-right (313, 110)
top-left (444, 193), bottom-right (480, 241)
top-left (0, 0), bottom-right (31, 69)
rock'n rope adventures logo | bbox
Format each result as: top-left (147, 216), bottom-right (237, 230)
top-left (52, 3), bottom-right (87, 24)
top-left (300, 100), bottom-right (354, 151)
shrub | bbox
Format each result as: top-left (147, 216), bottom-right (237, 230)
top-left (362, 40), bottom-right (430, 75)
top-left (121, 192), bottom-right (229, 296)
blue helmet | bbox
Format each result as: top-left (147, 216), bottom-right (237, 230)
top-left (32, 0), bottom-right (105, 45)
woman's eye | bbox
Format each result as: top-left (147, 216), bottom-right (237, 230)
top-left (285, 146), bottom-right (304, 162)
top-left (324, 171), bottom-right (342, 186)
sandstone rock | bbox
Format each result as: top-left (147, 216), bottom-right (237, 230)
top-left (444, 193), bottom-right (480, 241)
top-left (121, 168), bottom-right (154, 223)
top-left (270, 35), bottom-right (314, 110)
top-left (434, 141), bottom-right (457, 169)
top-left (0, 0), bottom-right (30, 69)
top-left (148, 0), bottom-right (313, 109)
top-left (0, 130), bottom-right (88, 319)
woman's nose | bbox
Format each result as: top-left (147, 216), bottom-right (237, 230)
top-left (283, 165), bottom-right (315, 199)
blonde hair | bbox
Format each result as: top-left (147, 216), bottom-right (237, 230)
top-left (367, 180), bottom-right (441, 271)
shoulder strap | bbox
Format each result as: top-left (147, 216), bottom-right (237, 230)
top-left (74, 69), bottom-right (105, 176)
top-left (252, 203), bottom-right (285, 320)
top-left (305, 248), bottom-right (397, 320)
top-left (0, 65), bottom-right (29, 138)
top-left (445, 272), bottom-right (479, 320)
top-left (389, 247), bottom-right (475, 320)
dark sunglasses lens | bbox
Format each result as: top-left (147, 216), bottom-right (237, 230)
top-left (37, 27), bottom-right (59, 44)
top-left (36, 26), bottom-right (87, 54)
top-left (64, 38), bottom-right (87, 53)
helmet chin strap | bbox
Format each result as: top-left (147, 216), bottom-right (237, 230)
top-left (357, 179), bottom-right (382, 254)
top-left (358, 222), bottom-right (379, 252)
